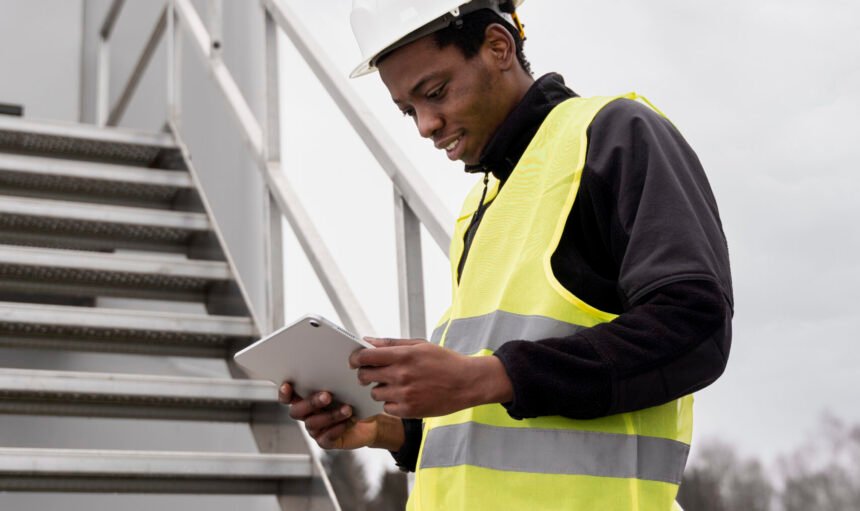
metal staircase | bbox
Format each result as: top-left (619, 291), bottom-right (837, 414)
top-left (0, 1), bottom-right (458, 508)
top-left (0, 117), bottom-right (338, 509)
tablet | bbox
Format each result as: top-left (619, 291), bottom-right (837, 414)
top-left (233, 314), bottom-right (384, 419)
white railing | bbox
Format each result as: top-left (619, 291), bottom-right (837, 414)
top-left (94, 0), bottom-right (454, 339)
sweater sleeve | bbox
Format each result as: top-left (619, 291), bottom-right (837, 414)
top-left (494, 98), bottom-right (734, 419)
top-left (494, 280), bottom-right (731, 419)
top-left (390, 418), bottom-right (423, 472)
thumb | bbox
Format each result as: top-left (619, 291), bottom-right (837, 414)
top-left (363, 337), bottom-right (427, 348)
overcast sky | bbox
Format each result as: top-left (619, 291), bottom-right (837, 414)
top-left (275, 0), bottom-right (860, 474)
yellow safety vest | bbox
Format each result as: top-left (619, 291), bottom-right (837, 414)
top-left (408, 94), bottom-right (693, 511)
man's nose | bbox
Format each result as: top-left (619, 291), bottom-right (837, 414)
top-left (416, 110), bottom-right (443, 139)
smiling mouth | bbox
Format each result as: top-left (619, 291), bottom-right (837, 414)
top-left (435, 133), bottom-right (465, 160)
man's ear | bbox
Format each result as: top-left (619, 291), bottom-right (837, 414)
top-left (482, 23), bottom-right (516, 71)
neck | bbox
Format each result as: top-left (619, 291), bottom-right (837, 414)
top-left (509, 69), bottom-right (535, 110)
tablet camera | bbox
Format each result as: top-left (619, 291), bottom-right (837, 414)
top-left (309, 319), bottom-right (320, 328)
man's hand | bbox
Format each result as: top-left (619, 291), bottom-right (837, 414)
top-left (349, 338), bottom-right (514, 418)
top-left (278, 383), bottom-right (404, 451)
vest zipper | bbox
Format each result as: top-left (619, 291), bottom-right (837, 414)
top-left (473, 171), bottom-right (490, 228)
top-left (457, 171), bottom-right (490, 284)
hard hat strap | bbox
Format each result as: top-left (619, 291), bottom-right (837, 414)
top-left (511, 11), bottom-right (526, 40)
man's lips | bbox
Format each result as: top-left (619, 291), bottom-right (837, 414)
top-left (435, 132), bottom-right (463, 151)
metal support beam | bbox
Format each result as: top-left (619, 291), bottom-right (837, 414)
top-left (167, 1), bottom-right (182, 125)
top-left (264, 10), bottom-right (285, 333)
top-left (96, 38), bottom-right (110, 126)
top-left (95, 0), bottom-right (126, 125)
top-left (263, 0), bottom-right (453, 256)
top-left (263, 191), bottom-right (284, 333)
top-left (264, 12), bottom-right (281, 164)
top-left (99, 0), bottom-right (127, 39)
top-left (107, 7), bottom-right (168, 126)
top-left (394, 189), bottom-right (427, 339)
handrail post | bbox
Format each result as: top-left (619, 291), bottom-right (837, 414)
top-left (96, 37), bottom-right (109, 126)
top-left (394, 189), bottom-right (427, 339)
top-left (264, 9), bottom-right (285, 333)
top-left (167, 1), bottom-right (182, 126)
top-left (95, 0), bottom-right (126, 126)
top-left (206, 0), bottom-right (223, 59)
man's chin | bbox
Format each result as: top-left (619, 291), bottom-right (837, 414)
top-left (459, 152), bottom-right (480, 167)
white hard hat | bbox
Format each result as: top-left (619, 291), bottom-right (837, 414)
top-left (349, 0), bottom-right (525, 78)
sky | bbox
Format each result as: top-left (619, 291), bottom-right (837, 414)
top-left (275, 0), bottom-right (860, 476)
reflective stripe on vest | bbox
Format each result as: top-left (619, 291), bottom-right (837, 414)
top-left (408, 94), bottom-right (693, 511)
top-left (420, 422), bottom-right (689, 485)
top-left (430, 310), bottom-right (585, 354)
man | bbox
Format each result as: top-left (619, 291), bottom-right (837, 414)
top-left (280, 1), bottom-right (733, 509)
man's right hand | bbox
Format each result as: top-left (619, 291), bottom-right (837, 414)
top-left (279, 382), bottom-right (404, 451)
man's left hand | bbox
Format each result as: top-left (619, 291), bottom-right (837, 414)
top-left (349, 338), bottom-right (514, 418)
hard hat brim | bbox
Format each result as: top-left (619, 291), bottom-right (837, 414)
top-left (349, 0), bottom-right (524, 79)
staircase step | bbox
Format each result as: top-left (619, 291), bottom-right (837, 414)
top-left (0, 153), bottom-right (192, 206)
top-left (0, 117), bottom-right (177, 167)
top-left (0, 195), bottom-right (209, 251)
top-left (0, 301), bottom-right (255, 357)
top-left (0, 448), bottom-right (311, 493)
top-left (0, 368), bottom-right (275, 421)
top-left (0, 245), bottom-right (231, 301)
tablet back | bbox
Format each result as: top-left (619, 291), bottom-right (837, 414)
top-left (234, 315), bottom-right (384, 419)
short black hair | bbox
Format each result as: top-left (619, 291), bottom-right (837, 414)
top-left (432, 9), bottom-right (532, 76)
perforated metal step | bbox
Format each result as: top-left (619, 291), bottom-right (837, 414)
top-left (0, 153), bottom-right (192, 206)
top-left (0, 301), bottom-right (255, 357)
top-left (0, 195), bottom-right (209, 251)
top-left (0, 448), bottom-right (311, 493)
top-left (0, 119), bottom-right (336, 508)
top-left (0, 245), bottom-right (230, 301)
top-left (0, 368), bottom-right (275, 421)
top-left (0, 117), bottom-right (178, 167)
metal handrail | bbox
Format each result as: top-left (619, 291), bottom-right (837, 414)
top-left (173, 0), bottom-right (373, 336)
top-left (94, 0), bottom-right (450, 339)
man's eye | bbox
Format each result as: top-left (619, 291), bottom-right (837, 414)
top-left (427, 86), bottom-right (445, 100)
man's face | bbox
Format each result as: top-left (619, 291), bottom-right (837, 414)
top-left (378, 35), bottom-right (509, 166)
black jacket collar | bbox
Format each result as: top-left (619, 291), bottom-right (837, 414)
top-left (465, 73), bottom-right (577, 181)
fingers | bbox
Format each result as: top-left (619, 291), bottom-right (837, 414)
top-left (383, 401), bottom-right (404, 418)
top-left (277, 382), bottom-right (366, 450)
top-left (370, 383), bottom-right (395, 403)
top-left (304, 404), bottom-right (353, 434)
top-left (349, 337), bottom-right (427, 368)
top-left (278, 382), bottom-right (301, 405)
top-left (356, 366), bottom-right (390, 386)
top-left (287, 390), bottom-right (333, 421)
top-left (364, 337), bottom-right (427, 348)
top-left (316, 421), bottom-right (352, 449)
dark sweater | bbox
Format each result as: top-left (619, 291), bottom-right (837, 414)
top-left (393, 74), bottom-right (733, 471)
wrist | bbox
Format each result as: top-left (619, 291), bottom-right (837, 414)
top-left (369, 414), bottom-right (406, 452)
top-left (465, 355), bottom-right (514, 407)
